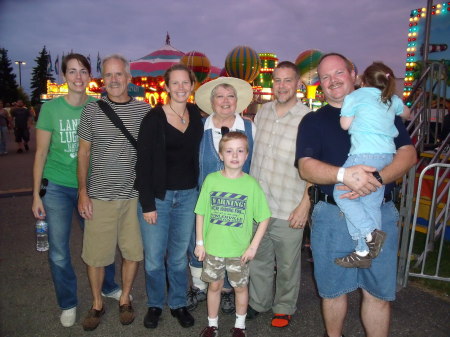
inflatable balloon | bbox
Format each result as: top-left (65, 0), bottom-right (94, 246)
top-left (219, 67), bottom-right (229, 77)
top-left (180, 51), bottom-right (211, 84)
top-left (295, 49), bottom-right (323, 100)
top-left (225, 46), bottom-right (261, 83)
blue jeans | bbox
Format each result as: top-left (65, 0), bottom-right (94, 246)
top-left (43, 181), bottom-right (119, 309)
top-left (0, 125), bottom-right (8, 153)
top-left (139, 188), bottom-right (197, 309)
top-left (333, 153), bottom-right (392, 252)
top-left (310, 200), bottom-right (399, 301)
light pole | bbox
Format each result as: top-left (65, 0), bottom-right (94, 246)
top-left (15, 60), bottom-right (26, 87)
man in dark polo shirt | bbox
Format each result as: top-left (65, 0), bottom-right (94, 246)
top-left (296, 53), bottom-right (417, 337)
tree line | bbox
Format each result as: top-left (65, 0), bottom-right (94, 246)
top-left (0, 46), bottom-right (55, 107)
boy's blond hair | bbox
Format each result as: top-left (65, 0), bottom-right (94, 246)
top-left (218, 131), bottom-right (249, 153)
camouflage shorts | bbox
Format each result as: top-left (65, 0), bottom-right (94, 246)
top-left (201, 253), bottom-right (249, 287)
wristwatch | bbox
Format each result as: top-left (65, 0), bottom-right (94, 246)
top-left (372, 171), bottom-right (383, 184)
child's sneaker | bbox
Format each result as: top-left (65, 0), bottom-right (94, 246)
top-left (335, 252), bottom-right (372, 268)
top-left (199, 326), bottom-right (219, 337)
top-left (196, 288), bottom-right (207, 302)
top-left (367, 229), bottom-right (387, 258)
top-left (220, 291), bottom-right (235, 314)
top-left (230, 327), bottom-right (246, 337)
top-left (187, 287), bottom-right (207, 311)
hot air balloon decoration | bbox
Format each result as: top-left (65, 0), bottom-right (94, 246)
top-left (180, 51), bottom-right (211, 86)
top-left (295, 49), bottom-right (323, 103)
top-left (225, 46), bottom-right (261, 83)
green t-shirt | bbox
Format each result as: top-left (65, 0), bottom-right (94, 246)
top-left (195, 171), bottom-right (271, 257)
top-left (36, 95), bottom-right (97, 188)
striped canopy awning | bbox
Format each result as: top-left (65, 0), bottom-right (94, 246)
top-left (130, 44), bottom-right (185, 78)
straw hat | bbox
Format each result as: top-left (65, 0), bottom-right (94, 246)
top-left (195, 77), bottom-right (253, 115)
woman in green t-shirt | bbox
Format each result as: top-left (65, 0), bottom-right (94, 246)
top-left (31, 53), bottom-right (119, 328)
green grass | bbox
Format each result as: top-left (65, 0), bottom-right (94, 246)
top-left (409, 231), bottom-right (450, 296)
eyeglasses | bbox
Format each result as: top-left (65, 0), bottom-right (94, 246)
top-left (221, 126), bottom-right (230, 136)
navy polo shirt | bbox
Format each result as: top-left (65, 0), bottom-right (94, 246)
top-left (295, 104), bottom-right (412, 196)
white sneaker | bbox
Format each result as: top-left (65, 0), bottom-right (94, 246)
top-left (101, 289), bottom-right (133, 301)
top-left (60, 307), bottom-right (76, 327)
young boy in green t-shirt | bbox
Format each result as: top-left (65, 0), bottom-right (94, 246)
top-left (195, 132), bottom-right (271, 337)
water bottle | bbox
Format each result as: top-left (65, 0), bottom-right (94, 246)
top-left (36, 219), bottom-right (49, 252)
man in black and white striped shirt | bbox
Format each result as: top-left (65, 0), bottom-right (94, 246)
top-left (77, 54), bottom-right (150, 331)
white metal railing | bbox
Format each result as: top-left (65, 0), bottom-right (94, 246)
top-left (396, 59), bottom-right (449, 288)
top-left (403, 163), bottom-right (450, 284)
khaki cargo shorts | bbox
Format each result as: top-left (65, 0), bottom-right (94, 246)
top-left (82, 198), bottom-right (143, 267)
top-left (201, 253), bottom-right (249, 287)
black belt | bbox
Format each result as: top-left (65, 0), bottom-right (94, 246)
top-left (318, 191), bottom-right (392, 205)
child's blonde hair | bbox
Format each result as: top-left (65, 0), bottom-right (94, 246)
top-left (218, 131), bottom-right (249, 153)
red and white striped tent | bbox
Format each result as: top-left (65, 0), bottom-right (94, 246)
top-left (130, 40), bottom-right (184, 78)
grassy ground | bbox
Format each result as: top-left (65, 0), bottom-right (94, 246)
top-left (409, 231), bottom-right (450, 297)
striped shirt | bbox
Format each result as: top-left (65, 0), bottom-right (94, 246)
top-left (250, 100), bottom-right (310, 220)
top-left (78, 97), bottom-right (150, 200)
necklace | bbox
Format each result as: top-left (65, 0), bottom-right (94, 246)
top-left (169, 103), bottom-right (187, 124)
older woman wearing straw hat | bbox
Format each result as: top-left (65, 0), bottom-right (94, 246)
top-left (186, 77), bottom-right (255, 315)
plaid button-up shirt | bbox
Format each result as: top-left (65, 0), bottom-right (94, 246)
top-left (250, 100), bottom-right (310, 220)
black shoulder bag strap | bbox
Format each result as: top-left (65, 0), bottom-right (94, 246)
top-left (97, 100), bottom-right (137, 149)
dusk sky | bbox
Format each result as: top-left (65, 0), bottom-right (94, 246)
top-left (1, 0), bottom-right (428, 95)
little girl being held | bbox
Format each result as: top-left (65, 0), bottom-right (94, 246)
top-left (334, 62), bottom-right (410, 268)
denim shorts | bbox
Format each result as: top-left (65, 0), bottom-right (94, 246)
top-left (201, 254), bottom-right (249, 287)
top-left (310, 200), bottom-right (399, 301)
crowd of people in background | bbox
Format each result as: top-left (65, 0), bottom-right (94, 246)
top-left (0, 99), bottom-right (37, 155)
top-left (0, 50), bottom-right (423, 337)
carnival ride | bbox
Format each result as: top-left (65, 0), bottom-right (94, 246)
top-left (402, 1), bottom-right (450, 237)
top-left (397, 1), bottom-right (450, 288)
